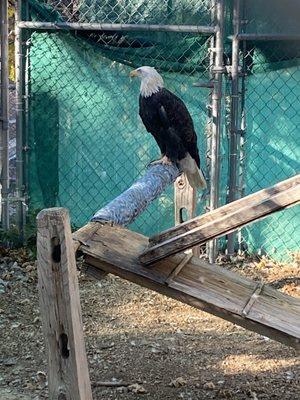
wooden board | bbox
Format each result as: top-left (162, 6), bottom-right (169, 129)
top-left (74, 224), bottom-right (300, 351)
top-left (150, 174), bottom-right (300, 246)
top-left (140, 176), bottom-right (300, 265)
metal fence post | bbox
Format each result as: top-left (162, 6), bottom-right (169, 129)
top-left (0, 0), bottom-right (10, 231)
top-left (227, 0), bottom-right (241, 255)
top-left (15, 0), bottom-right (25, 239)
top-left (207, 0), bottom-right (225, 263)
top-left (237, 36), bottom-right (247, 253)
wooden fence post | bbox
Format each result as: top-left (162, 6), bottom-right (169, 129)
top-left (37, 208), bottom-right (93, 400)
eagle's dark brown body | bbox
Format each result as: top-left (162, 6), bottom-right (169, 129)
top-left (139, 88), bottom-right (200, 167)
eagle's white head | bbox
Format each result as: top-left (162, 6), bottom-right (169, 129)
top-left (130, 66), bottom-right (164, 98)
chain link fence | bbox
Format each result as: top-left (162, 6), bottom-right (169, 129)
top-left (233, 0), bottom-right (300, 260)
top-left (40, 0), bottom-right (216, 25)
top-left (1, 0), bottom-right (299, 261)
top-left (22, 0), bottom-right (214, 237)
top-left (241, 47), bottom-right (300, 258)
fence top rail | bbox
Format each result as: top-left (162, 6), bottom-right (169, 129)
top-left (18, 21), bottom-right (216, 34)
top-left (231, 33), bottom-right (300, 41)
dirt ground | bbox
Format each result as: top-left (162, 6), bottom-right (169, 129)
top-left (0, 248), bottom-right (299, 400)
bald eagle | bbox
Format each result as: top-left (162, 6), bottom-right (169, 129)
top-left (130, 66), bottom-right (206, 190)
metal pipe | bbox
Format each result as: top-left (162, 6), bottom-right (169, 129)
top-left (204, 0), bottom-right (216, 259)
top-left (235, 33), bottom-right (300, 41)
top-left (0, 0), bottom-right (10, 231)
top-left (18, 21), bottom-right (217, 34)
top-left (237, 36), bottom-right (247, 254)
top-left (22, 0), bottom-right (30, 218)
top-left (227, 0), bottom-right (241, 255)
top-left (15, 0), bottom-right (25, 239)
top-left (23, 38), bottom-right (30, 211)
top-left (208, 0), bottom-right (225, 263)
top-left (205, 34), bottom-right (215, 258)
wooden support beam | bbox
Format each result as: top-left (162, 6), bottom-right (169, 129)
top-left (37, 208), bottom-right (93, 400)
top-left (76, 224), bottom-right (300, 350)
top-left (174, 174), bottom-right (200, 257)
top-left (165, 253), bottom-right (193, 285)
top-left (140, 175), bottom-right (300, 265)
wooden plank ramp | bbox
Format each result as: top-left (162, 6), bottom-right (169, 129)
top-left (74, 224), bottom-right (300, 351)
top-left (140, 174), bottom-right (300, 265)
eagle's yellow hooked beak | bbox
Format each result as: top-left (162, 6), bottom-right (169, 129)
top-left (129, 69), bottom-right (139, 78)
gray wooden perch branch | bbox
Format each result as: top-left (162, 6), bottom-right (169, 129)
top-left (91, 164), bottom-right (181, 226)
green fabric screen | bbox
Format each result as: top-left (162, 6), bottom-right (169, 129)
top-left (242, 60), bottom-right (300, 258)
top-left (25, 0), bottom-right (300, 260)
top-left (28, 31), bottom-right (210, 235)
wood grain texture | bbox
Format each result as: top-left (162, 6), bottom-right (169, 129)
top-left (37, 208), bottom-right (93, 400)
top-left (242, 281), bottom-right (264, 316)
top-left (76, 224), bottom-right (300, 351)
top-left (174, 174), bottom-right (200, 257)
top-left (73, 221), bottom-right (104, 252)
top-left (165, 253), bottom-right (193, 285)
top-left (150, 174), bottom-right (300, 246)
top-left (141, 178), bottom-right (300, 264)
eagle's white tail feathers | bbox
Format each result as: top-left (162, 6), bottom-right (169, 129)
top-left (179, 154), bottom-right (207, 190)
top-left (185, 168), bottom-right (207, 190)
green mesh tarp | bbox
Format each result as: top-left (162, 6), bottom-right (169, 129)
top-left (242, 62), bottom-right (300, 258)
top-left (28, 30), bottom-right (210, 235)
top-left (26, 0), bottom-right (300, 260)
top-left (239, 4), bottom-right (300, 258)
top-left (244, 0), bottom-right (300, 35)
